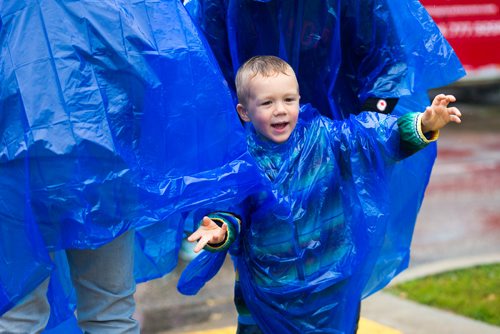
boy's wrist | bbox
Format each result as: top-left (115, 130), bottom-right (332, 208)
top-left (398, 112), bottom-right (439, 155)
top-left (420, 113), bottom-right (430, 133)
top-left (202, 212), bottom-right (241, 252)
top-left (206, 218), bottom-right (228, 249)
top-left (417, 113), bottom-right (439, 143)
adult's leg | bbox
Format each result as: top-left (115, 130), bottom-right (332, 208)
top-left (66, 230), bottom-right (139, 334)
top-left (0, 279), bottom-right (50, 333)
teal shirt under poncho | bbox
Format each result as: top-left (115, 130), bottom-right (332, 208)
top-left (179, 104), bottom-right (435, 333)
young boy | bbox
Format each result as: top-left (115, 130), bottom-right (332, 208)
top-left (180, 55), bottom-right (461, 333)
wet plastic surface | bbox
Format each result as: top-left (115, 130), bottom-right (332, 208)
top-left (0, 0), bottom-right (465, 332)
top-left (0, 0), bottom-right (262, 330)
top-left (180, 0), bottom-right (465, 332)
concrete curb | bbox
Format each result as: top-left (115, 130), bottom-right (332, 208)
top-left (363, 292), bottom-right (500, 334)
top-left (360, 253), bottom-right (500, 334)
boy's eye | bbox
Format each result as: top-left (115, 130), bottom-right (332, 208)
top-left (285, 97), bottom-right (297, 103)
top-left (261, 101), bottom-right (272, 106)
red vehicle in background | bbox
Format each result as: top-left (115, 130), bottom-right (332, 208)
top-left (421, 0), bottom-right (500, 83)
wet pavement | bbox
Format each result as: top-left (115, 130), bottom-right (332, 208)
top-left (411, 101), bottom-right (500, 265)
top-left (134, 98), bottom-right (500, 334)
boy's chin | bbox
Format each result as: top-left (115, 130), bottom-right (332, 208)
top-left (267, 133), bottom-right (292, 144)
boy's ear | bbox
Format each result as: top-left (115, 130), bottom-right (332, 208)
top-left (236, 104), bottom-right (251, 122)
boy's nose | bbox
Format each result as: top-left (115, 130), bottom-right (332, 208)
top-left (273, 101), bottom-right (287, 115)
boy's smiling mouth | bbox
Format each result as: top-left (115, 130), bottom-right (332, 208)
top-left (271, 122), bottom-right (288, 130)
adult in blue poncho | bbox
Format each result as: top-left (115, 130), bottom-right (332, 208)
top-left (179, 55), bottom-right (462, 333)
top-left (184, 0), bottom-right (465, 294)
top-left (178, 0), bottom-right (465, 332)
top-left (0, 1), bottom-right (263, 332)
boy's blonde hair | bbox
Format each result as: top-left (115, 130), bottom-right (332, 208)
top-left (235, 55), bottom-right (296, 105)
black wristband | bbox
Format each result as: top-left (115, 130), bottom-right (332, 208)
top-left (360, 98), bottom-right (399, 114)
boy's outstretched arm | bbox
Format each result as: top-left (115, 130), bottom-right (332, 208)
top-left (188, 216), bottom-right (228, 253)
top-left (396, 94), bottom-right (462, 157)
top-left (421, 94), bottom-right (462, 133)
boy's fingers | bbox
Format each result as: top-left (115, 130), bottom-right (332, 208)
top-left (194, 242), bottom-right (204, 253)
top-left (449, 106), bottom-right (461, 117)
top-left (450, 115), bottom-right (462, 124)
top-left (440, 95), bottom-right (452, 107)
top-left (188, 221), bottom-right (214, 241)
top-left (202, 216), bottom-right (212, 226)
top-left (440, 94), bottom-right (456, 108)
top-left (446, 94), bottom-right (456, 103)
top-left (214, 224), bottom-right (228, 241)
top-left (448, 106), bottom-right (461, 124)
top-left (187, 231), bottom-right (201, 242)
top-left (194, 235), bottom-right (210, 253)
top-left (432, 94), bottom-right (446, 106)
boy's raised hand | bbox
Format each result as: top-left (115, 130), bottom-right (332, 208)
top-left (187, 216), bottom-right (228, 253)
top-left (421, 94), bottom-right (462, 133)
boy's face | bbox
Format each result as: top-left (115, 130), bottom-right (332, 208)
top-left (237, 70), bottom-right (300, 144)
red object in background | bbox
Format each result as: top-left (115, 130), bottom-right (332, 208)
top-left (421, 0), bottom-right (500, 79)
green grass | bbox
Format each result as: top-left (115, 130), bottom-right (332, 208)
top-left (387, 263), bottom-right (500, 327)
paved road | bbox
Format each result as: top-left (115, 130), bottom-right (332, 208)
top-left (411, 102), bottom-right (500, 265)
top-left (134, 100), bottom-right (500, 334)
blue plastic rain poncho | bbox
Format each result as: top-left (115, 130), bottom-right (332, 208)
top-left (179, 0), bottom-right (465, 332)
top-left (180, 105), bottom-right (433, 333)
top-left (0, 0), bottom-right (264, 331)
top-left (184, 0), bottom-right (465, 118)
